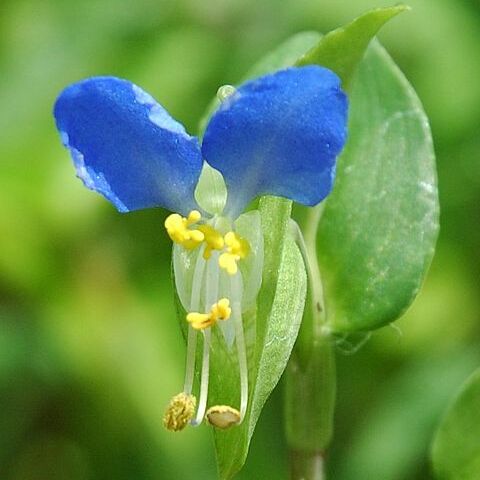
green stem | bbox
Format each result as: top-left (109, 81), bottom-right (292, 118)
top-left (286, 205), bottom-right (336, 480)
top-left (285, 337), bottom-right (335, 477)
top-left (290, 450), bottom-right (325, 480)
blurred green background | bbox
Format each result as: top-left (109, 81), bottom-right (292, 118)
top-left (1, 0), bottom-right (479, 478)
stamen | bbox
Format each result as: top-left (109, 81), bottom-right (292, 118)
top-left (186, 210), bottom-right (201, 225)
top-left (186, 312), bottom-right (211, 329)
top-left (173, 219), bottom-right (252, 429)
top-left (186, 298), bottom-right (231, 330)
top-left (191, 327), bottom-right (211, 426)
top-left (206, 405), bottom-right (241, 429)
top-left (191, 251), bottom-right (220, 426)
top-left (218, 231), bottom-right (250, 275)
top-left (202, 274), bottom-right (246, 430)
top-left (218, 252), bottom-right (238, 275)
top-left (231, 272), bottom-right (248, 422)
top-left (183, 249), bottom-right (206, 395)
top-left (165, 210), bottom-right (204, 250)
top-left (198, 224), bottom-right (224, 260)
top-left (217, 84), bottom-right (237, 102)
top-left (163, 392), bottom-right (196, 431)
top-left (212, 298), bottom-right (231, 320)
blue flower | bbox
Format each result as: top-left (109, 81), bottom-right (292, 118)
top-left (54, 66), bottom-right (348, 431)
top-left (54, 66), bottom-right (347, 219)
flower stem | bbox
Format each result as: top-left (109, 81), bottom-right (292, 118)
top-left (285, 337), bottom-right (335, 478)
top-left (286, 205), bottom-right (336, 479)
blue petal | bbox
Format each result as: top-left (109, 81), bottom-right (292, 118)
top-left (54, 76), bottom-right (203, 214)
top-left (202, 66), bottom-right (348, 217)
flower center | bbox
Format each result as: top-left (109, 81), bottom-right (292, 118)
top-left (165, 210), bottom-right (250, 276)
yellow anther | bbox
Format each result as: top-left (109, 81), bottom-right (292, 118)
top-left (198, 224), bottom-right (224, 259)
top-left (224, 231), bottom-right (250, 257)
top-left (165, 210), bottom-right (204, 250)
top-left (218, 252), bottom-right (238, 275)
top-left (211, 298), bottom-right (231, 321)
top-left (206, 405), bottom-right (241, 429)
top-left (186, 210), bottom-right (201, 225)
top-left (163, 392), bottom-right (196, 432)
top-left (218, 231), bottom-right (250, 275)
top-left (186, 312), bottom-right (213, 330)
top-left (186, 298), bottom-right (231, 330)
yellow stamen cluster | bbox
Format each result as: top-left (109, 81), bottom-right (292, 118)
top-left (206, 405), bottom-right (241, 429)
top-left (219, 232), bottom-right (250, 275)
top-left (187, 298), bottom-right (231, 330)
top-left (163, 392), bottom-right (196, 431)
top-left (165, 210), bottom-right (204, 250)
top-left (165, 210), bottom-right (250, 274)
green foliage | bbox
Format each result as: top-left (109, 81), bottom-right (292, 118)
top-left (432, 367), bottom-right (480, 480)
top-left (285, 335), bottom-right (336, 451)
top-left (297, 5), bottom-right (409, 88)
top-left (318, 41), bottom-right (439, 333)
top-left (334, 348), bottom-right (479, 480)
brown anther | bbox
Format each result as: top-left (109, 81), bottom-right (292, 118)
top-left (206, 405), bottom-right (241, 429)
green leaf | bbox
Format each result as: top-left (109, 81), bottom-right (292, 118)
top-left (211, 203), bottom-right (307, 479)
top-left (432, 367), bottom-right (480, 480)
top-left (317, 41), bottom-right (439, 333)
top-left (297, 5), bottom-right (409, 88)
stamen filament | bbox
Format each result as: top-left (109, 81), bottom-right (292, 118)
top-left (231, 273), bottom-right (248, 422)
top-left (191, 249), bottom-right (219, 426)
top-left (183, 247), bottom-right (206, 395)
top-left (191, 327), bottom-right (211, 426)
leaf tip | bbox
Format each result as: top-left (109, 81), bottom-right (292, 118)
top-left (383, 3), bottom-right (412, 17)
top-left (361, 4), bottom-right (411, 22)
